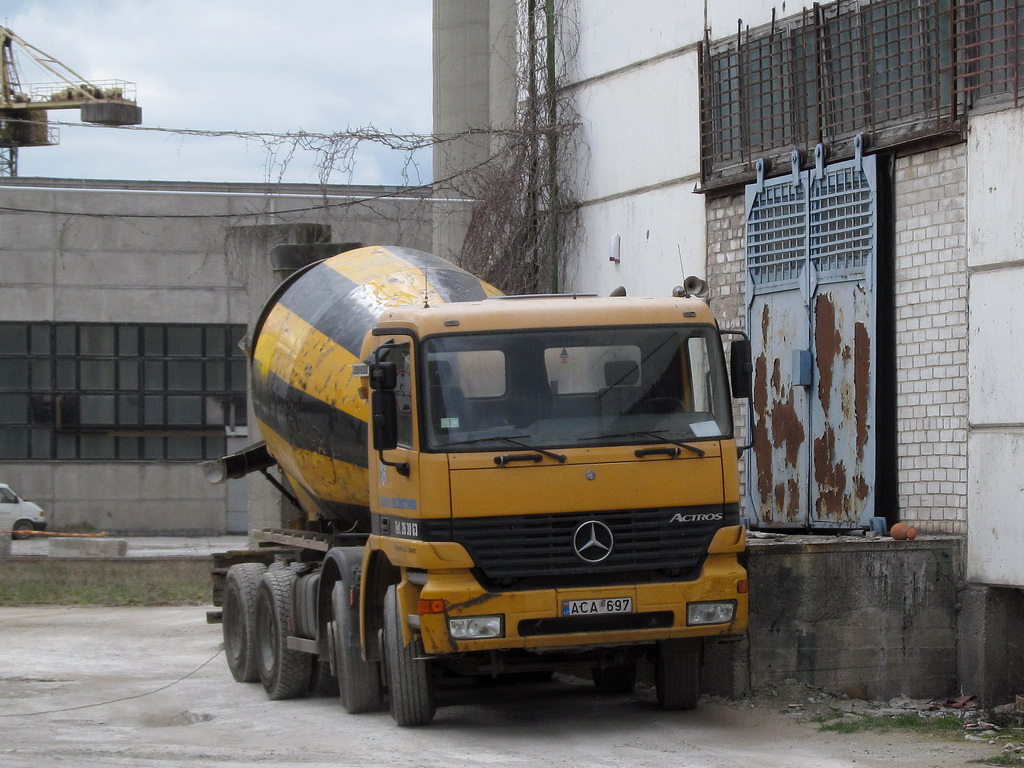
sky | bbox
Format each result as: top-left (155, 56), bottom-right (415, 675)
top-left (2, 0), bottom-right (434, 186)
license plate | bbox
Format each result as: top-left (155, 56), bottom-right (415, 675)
top-left (562, 597), bottom-right (633, 617)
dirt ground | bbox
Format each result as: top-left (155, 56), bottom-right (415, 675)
top-left (0, 606), bottom-right (1011, 768)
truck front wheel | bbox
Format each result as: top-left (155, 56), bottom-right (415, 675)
top-left (330, 582), bottom-right (383, 713)
top-left (383, 584), bottom-right (435, 726)
top-left (255, 567), bottom-right (313, 700)
top-left (655, 638), bottom-right (700, 710)
top-left (222, 562), bottom-right (266, 682)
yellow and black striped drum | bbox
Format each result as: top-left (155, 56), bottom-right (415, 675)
top-left (250, 245), bottom-right (500, 529)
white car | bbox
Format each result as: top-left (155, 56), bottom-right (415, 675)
top-left (0, 484), bottom-right (47, 540)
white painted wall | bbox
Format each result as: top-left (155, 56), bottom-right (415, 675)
top-left (572, 1), bottom-right (810, 83)
top-left (966, 109), bottom-right (1024, 588)
top-left (569, 185), bottom-right (707, 297)
top-left (564, 2), bottom-right (815, 297)
top-left (571, 52), bottom-right (701, 202)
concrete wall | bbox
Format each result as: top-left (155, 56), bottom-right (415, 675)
top-left (0, 178), bottom-right (432, 534)
top-left (965, 108), bottom-right (1024, 589)
top-left (566, 33), bottom-right (705, 295)
top-left (705, 536), bottom-right (962, 701)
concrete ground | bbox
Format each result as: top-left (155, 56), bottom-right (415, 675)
top-left (0, 605), bottom-right (1007, 768)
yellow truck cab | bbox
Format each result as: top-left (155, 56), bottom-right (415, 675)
top-left (362, 294), bottom-right (748, 719)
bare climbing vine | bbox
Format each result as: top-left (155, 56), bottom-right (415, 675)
top-left (455, 0), bottom-right (582, 295)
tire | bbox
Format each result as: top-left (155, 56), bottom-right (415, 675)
top-left (592, 662), bottom-right (637, 694)
top-left (310, 660), bottom-right (339, 697)
top-left (222, 562), bottom-right (266, 683)
top-left (655, 639), bottom-right (701, 711)
top-left (383, 584), bottom-right (435, 726)
top-left (255, 568), bottom-right (313, 700)
top-left (12, 520), bottom-right (34, 541)
top-left (331, 582), bottom-right (383, 713)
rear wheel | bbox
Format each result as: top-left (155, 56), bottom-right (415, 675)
top-left (655, 639), bottom-right (701, 711)
top-left (222, 562), bottom-right (266, 682)
top-left (383, 584), bottom-right (435, 726)
top-left (330, 582), bottom-right (382, 713)
top-left (255, 568), bottom-right (313, 700)
top-left (12, 520), bottom-right (34, 540)
top-left (592, 662), bottom-right (637, 694)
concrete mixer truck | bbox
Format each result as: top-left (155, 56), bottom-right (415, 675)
top-left (203, 244), bottom-right (752, 727)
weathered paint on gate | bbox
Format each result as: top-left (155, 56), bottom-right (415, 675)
top-left (745, 140), bottom-right (877, 529)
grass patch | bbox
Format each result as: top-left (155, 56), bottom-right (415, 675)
top-left (0, 559), bottom-right (212, 606)
top-left (971, 755), bottom-right (1024, 767)
top-left (819, 713), bottom-right (964, 735)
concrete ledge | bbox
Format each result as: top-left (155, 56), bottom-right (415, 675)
top-left (703, 534), bottom-right (963, 701)
top-left (48, 538), bottom-right (128, 558)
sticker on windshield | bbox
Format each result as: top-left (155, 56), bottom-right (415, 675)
top-left (396, 369), bottom-right (412, 415)
top-left (440, 417), bottom-right (460, 429)
top-left (689, 421), bottom-right (720, 438)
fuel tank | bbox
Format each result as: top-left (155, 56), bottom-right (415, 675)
top-left (250, 245), bottom-right (501, 529)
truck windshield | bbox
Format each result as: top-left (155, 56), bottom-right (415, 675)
top-left (421, 325), bottom-right (732, 452)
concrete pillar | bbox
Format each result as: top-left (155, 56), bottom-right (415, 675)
top-left (225, 224), bottom-right (332, 533)
top-left (958, 584), bottom-right (1024, 706)
top-left (431, 0), bottom-right (517, 262)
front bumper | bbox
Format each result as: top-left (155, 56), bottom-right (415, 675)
top-left (414, 548), bottom-right (748, 656)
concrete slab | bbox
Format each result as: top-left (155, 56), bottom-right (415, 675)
top-left (12, 535), bottom-right (249, 559)
top-left (48, 538), bottom-right (128, 558)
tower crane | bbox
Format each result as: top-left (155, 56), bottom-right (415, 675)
top-left (0, 26), bottom-right (141, 177)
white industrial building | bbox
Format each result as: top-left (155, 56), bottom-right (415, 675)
top-left (433, 0), bottom-right (1024, 698)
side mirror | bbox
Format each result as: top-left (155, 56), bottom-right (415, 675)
top-left (371, 389), bottom-right (399, 451)
top-left (370, 360), bottom-right (397, 391)
top-left (366, 345), bottom-right (409, 475)
top-left (729, 337), bottom-right (753, 400)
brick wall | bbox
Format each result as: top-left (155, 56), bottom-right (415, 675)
top-left (893, 145), bottom-right (969, 534)
top-left (706, 193), bottom-right (750, 506)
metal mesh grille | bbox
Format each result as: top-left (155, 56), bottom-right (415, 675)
top-left (701, 0), bottom-right (1024, 188)
top-left (747, 179), bottom-right (807, 288)
top-left (810, 164), bottom-right (874, 278)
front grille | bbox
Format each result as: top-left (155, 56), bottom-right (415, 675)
top-left (519, 611), bottom-right (674, 637)
top-left (451, 504), bottom-right (732, 589)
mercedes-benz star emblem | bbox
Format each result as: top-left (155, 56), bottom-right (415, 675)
top-left (572, 520), bottom-right (614, 563)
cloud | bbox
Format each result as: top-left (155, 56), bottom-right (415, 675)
top-left (3, 0), bottom-right (433, 184)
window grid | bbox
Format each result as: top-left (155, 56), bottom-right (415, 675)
top-left (0, 323), bottom-right (247, 461)
top-left (701, 0), bottom-right (1019, 188)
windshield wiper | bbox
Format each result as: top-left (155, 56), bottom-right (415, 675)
top-left (581, 429), bottom-right (705, 457)
top-left (494, 437), bottom-right (567, 465)
top-left (436, 434), bottom-right (567, 464)
top-left (438, 433), bottom-right (530, 449)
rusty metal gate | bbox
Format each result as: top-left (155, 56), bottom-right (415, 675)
top-left (745, 138), bottom-right (877, 529)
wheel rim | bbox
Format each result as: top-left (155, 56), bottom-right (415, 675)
top-left (258, 597), bottom-right (276, 673)
top-left (223, 592), bottom-right (243, 665)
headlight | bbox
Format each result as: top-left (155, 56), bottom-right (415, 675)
top-left (448, 615), bottom-right (504, 640)
top-left (686, 601), bottom-right (736, 626)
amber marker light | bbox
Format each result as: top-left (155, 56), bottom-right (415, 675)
top-left (418, 599), bottom-right (447, 615)
top-left (737, 580), bottom-right (749, 594)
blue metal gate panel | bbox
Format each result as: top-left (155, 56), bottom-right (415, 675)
top-left (746, 153), bottom-right (812, 527)
top-left (807, 143), bottom-right (877, 527)
top-left (745, 140), bottom-right (877, 529)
